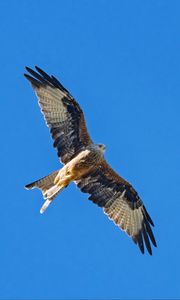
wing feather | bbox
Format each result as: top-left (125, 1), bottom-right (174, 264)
top-left (76, 160), bottom-right (157, 255)
top-left (24, 66), bottom-right (92, 164)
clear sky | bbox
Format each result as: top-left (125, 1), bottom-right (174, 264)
top-left (0, 0), bottom-right (179, 299)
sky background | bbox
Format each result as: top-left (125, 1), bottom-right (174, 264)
top-left (0, 0), bottom-right (179, 299)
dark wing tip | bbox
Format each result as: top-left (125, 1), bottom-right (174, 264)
top-left (142, 223), bottom-right (153, 255)
top-left (133, 233), bottom-right (145, 254)
top-left (24, 73), bottom-right (41, 88)
top-left (143, 205), bottom-right (155, 226)
top-left (25, 66), bottom-right (32, 72)
top-left (35, 65), bottom-right (70, 93)
top-left (35, 65), bottom-right (41, 71)
top-left (144, 218), bottom-right (157, 248)
top-left (35, 66), bottom-right (52, 81)
top-left (34, 66), bottom-right (62, 89)
top-left (132, 207), bottom-right (157, 255)
top-left (24, 66), bottom-right (68, 92)
top-left (51, 75), bottom-right (70, 93)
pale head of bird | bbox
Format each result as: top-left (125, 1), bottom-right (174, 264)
top-left (98, 143), bottom-right (106, 154)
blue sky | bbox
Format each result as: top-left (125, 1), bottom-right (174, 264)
top-left (0, 0), bottom-right (179, 299)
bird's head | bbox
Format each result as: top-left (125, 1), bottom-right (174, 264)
top-left (98, 143), bottom-right (106, 154)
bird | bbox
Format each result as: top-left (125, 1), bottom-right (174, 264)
top-left (24, 66), bottom-right (157, 255)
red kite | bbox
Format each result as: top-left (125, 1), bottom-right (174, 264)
top-left (25, 66), bottom-right (157, 255)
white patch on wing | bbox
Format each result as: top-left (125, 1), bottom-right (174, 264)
top-left (36, 86), bottom-right (68, 124)
top-left (132, 208), bottom-right (143, 236)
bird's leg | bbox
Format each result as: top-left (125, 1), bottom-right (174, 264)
top-left (40, 165), bottom-right (76, 213)
top-left (54, 166), bottom-right (74, 187)
top-left (39, 167), bottom-right (73, 214)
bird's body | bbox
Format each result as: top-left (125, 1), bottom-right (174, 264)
top-left (24, 66), bottom-right (157, 255)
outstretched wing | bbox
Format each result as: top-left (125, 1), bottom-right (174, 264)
top-left (76, 160), bottom-right (157, 255)
top-left (24, 66), bottom-right (92, 164)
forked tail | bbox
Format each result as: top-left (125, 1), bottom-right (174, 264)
top-left (25, 169), bottom-right (67, 213)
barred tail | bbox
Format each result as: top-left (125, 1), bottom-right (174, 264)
top-left (25, 169), bottom-right (66, 213)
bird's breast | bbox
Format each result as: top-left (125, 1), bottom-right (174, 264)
top-left (66, 149), bottom-right (101, 179)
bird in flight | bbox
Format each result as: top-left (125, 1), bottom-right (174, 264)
top-left (24, 66), bottom-right (157, 255)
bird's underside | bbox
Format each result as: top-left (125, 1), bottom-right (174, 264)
top-left (24, 66), bottom-right (157, 255)
top-left (26, 147), bottom-right (101, 213)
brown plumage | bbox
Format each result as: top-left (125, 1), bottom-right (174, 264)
top-left (24, 66), bottom-right (157, 255)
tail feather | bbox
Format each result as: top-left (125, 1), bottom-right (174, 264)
top-left (25, 169), bottom-right (67, 213)
top-left (25, 170), bottom-right (59, 193)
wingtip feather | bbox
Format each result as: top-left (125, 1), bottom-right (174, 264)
top-left (24, 73), bottom-right (41, 88)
